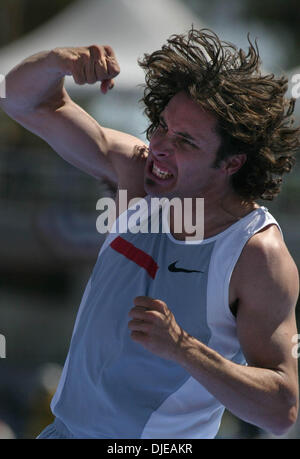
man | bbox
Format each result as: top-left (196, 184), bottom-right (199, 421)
top-left (1, 29), bottom-right (299, 439)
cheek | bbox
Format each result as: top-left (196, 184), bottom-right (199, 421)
top-left (177, 155), bottom-right (200, 175)
top-left (178, 157), bottom-right (218, 183)
top-left (175, 163), bottom-right (198, 188)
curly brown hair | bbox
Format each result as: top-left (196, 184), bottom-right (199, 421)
top-left (138, 27), bottom-right (300, 201)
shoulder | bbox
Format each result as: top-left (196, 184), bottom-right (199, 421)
top-left (240, 223), bottom-right (298, 282)
top-left (231, 222), bottom-right (299, 314)
top-left (230, 223), bottom-right (299, 386)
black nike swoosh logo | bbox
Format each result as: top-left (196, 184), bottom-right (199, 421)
top-left (168, 261), bottom-right (204, 274)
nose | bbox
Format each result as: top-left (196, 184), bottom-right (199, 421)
top-left (151, 149), bottom-right (173, 160)
top-left (150, 133), bottom-right (174, 159)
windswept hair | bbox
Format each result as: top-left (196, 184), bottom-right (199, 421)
top-left (138, 28), bottom-right (300, 201)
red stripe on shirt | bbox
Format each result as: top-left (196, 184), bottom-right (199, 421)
top-left (110, 236), bottom-right (159, 279)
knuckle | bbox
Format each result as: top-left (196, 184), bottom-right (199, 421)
top-left (82, 48), bottom-right (90, 57)
top-left (104, 44), bottom-right (113, 53)
top-left (81, 52), bottom-right (90, 63)
top-left (69, 56), bottom-right (78, 65)
top-left (148, 311), bottom-right (159, 322)
top-left (73, 76), bottom-right (84, 85)
top-left (128, 320), bottom-right (136, 330)
top-left (108, 61), bottom-right (120, 73)
top-left (155, 299), bottom-right (166, 310)
top-left (86, 74), bottom-right (97, 84)
top-left (89, 44), bottom-right (100, 51)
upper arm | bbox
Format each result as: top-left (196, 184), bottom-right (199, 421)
top-left (232, 225), bottom-right (299, 390)
top-left (2, 88), bottom-right (148, 194)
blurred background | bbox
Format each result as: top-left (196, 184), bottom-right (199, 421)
top-left (0, 0), bottom-right (299, 439)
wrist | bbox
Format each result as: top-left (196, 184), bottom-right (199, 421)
top-left (172, 329), bottom-right (200, 367)
top-left (47, 48), bottom-right (69, 77)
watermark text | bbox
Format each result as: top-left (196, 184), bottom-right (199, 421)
top-left (0, 74), bottom-right (6, 98)
top-left (96, 190), bottom-right (204, 241)
top-left (0, 334), bottom-right (6, 358)
top-left (291, 74), bottom-right (300, 99)
top-left (292, 333), bottom-right (300, 359)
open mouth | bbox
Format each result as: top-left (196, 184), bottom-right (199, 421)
top-left (149, 160), bottom-right (174, 181)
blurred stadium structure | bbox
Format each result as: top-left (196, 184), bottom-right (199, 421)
top-left (0, 0), bottom-right (299, 439)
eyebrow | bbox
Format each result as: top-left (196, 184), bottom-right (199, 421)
top-left (176, 130), bottom-right (197, 143)
top-left (159, 115), bottom-right (198, 143)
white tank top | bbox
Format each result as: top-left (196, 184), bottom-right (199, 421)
top-left (50, 200), bottom-right (282, 439)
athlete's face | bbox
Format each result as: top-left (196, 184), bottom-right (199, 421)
top-left (144, 91), bottom-right (223, 199)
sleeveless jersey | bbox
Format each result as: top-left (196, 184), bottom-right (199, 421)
top-left (49, 198), bottom-right (282, 438)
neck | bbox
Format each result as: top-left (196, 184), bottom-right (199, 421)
top-left (168, 190), bottom-right (259, 241)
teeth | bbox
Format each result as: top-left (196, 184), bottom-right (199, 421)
top-left (152, 163), bottom-right (172, 179)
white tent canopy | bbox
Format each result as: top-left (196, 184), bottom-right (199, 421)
top-left (0, 0), bottom-right (298, 118)
top-left (0, 0), bottom-right (203, 92)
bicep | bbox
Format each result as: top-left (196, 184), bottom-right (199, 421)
top-left (237, 297), bottom-right (298, 373)
top-left (235, 233), bottom-right (299, 378)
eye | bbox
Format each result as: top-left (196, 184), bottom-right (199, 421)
top-left (180, 137), bottom-right (191, 145)
top-left (178, 137), bottom-right (196, 148)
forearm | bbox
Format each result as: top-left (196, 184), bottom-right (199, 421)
top-left (175, 333), bottom-right (298, 435)
top-left (0, 50), bottom-right (66, 114)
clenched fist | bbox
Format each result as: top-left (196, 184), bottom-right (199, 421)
top-left (51, 44), bottom-right (120, 94)
top-left (128, 296), bottom-right (189, 362)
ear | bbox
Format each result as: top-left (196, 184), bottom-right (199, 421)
top-left (221, 154), bottom-right (247, 176)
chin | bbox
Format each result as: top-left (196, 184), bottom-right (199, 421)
top-left (144, 178), bottom-right (177, 198)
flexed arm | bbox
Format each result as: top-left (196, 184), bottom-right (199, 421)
top-left (0, 45), bottom-right (147, 191)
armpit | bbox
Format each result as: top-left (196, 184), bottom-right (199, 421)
top-left (132, 144), bottom-right (149, 161)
